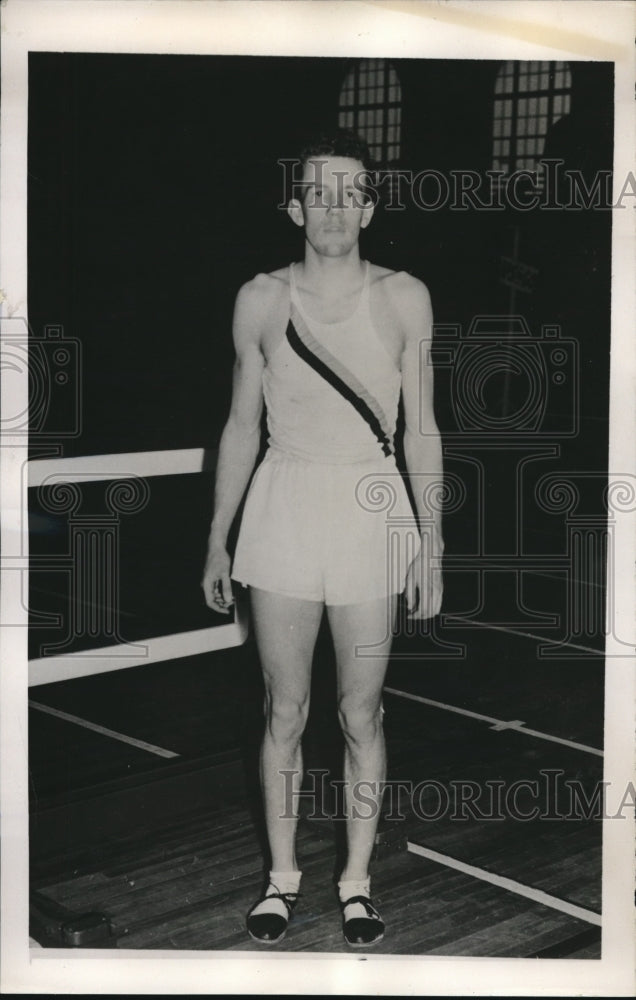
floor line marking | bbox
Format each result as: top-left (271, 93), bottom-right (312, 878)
top-left (28, 700), bottom-right (180, 759)
top-left (406, 841), bottom-right (602, 927)
top-left (383, 687), bottom-right (603, 757)
top-left (443, 615), bottom-right (605, 656)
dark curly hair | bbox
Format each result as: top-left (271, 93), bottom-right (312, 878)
top-left (299, 128), bottom-right (372, 171)
top-left (290, 129), bottom-right (373, 205)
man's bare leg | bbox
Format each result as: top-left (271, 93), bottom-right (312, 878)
top-left (327, 595), bottom-right (397, 880)
top-left (250, 587), bottom-right (324, 872)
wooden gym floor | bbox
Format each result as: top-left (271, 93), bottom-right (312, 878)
top-left (28, 612), bottom-right (604, 957)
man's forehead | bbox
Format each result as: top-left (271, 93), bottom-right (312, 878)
top-left (302, 156), bottom-right (364, 183)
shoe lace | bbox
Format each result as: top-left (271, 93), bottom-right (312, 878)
top-left (341, 894), bottom-right (380, 920)
top-left (266, 889), bottom-right (301, 915)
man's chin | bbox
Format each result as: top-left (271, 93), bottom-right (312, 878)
top-left (314, 237), bottom-right (355, 257)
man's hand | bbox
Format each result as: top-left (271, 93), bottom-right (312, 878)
top-left (404, 543), bottom-right (443, 620)
top-left (201, 546), bottom-right (234, 615)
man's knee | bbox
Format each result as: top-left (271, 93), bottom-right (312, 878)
top-left (338, 697), bottom-right (383, 746)
top-left (265, 693), bottom-right (310, 742)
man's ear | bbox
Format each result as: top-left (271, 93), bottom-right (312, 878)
top-left (360, 199), bottom-right (375, 230)
top-left (287, 198), bottom-right (305, 228)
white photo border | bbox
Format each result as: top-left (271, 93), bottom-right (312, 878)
top-left (1, 1), bottom-right (634, 995)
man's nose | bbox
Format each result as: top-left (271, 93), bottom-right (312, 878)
top-left (326, 194), bottom-right (345, 212)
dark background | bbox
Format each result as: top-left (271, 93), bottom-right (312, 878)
top-left (28, 54), bottom-right (613, 458)
top-left (27, 54), bottom-right (614, 651)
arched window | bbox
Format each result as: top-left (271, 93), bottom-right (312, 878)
top-left (338, 59), bottom-right (402, 167)
top-left (493, 61), bottom-right (572, 177)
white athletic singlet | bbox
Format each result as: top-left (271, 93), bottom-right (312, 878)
top-left (263, 261), bottom-right (401, 463)
top-left (231, 262), bottom-right (421, 605)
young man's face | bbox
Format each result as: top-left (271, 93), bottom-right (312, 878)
top-left (288, 156), bottom-right (374, 258)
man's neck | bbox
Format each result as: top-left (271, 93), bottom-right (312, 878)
top-left (300, 245), bottom-right (365, 298)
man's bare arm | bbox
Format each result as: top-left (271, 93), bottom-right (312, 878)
top-left (202, 280), bottom-right (266, 613)
top-left (397, 276), bottom-right (444, 617)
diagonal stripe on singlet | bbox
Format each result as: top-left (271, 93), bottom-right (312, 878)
top-left (286, 305), bottom-right (395, 457)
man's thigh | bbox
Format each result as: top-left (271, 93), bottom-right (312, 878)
top-left (327, 595), bottom-right (397, 704)
top-left (250, 587), bottom-right (324, 701)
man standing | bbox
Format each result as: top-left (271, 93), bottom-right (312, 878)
top-left (202, 130), bottom-right (443, 947)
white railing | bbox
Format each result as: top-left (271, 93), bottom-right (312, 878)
top-left (27, 448), bottom-right (248, 686)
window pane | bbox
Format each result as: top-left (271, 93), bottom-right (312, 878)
top-left (519, 72), bottom-right (528, 92)
top-left (528, 97), bottom-right (537, 115)
top-left (517, 117), bottom-right (527, 136)
top-left (517, 138), bottom-right (526, 155)
top-left (564, 94), bottom-right (571, 114)
top-left (539, 96), bottom-right (548, 114)
top-left (494, 118), bottom-right (502, 137)
top-left (538, 115), bottom-right (547, 133)
top-left (540, 72), bottom-right (549, 89)
top-left (501, 139), bottom-right (510, 155)
top-left (339, 58), bottom-right (401, 166)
